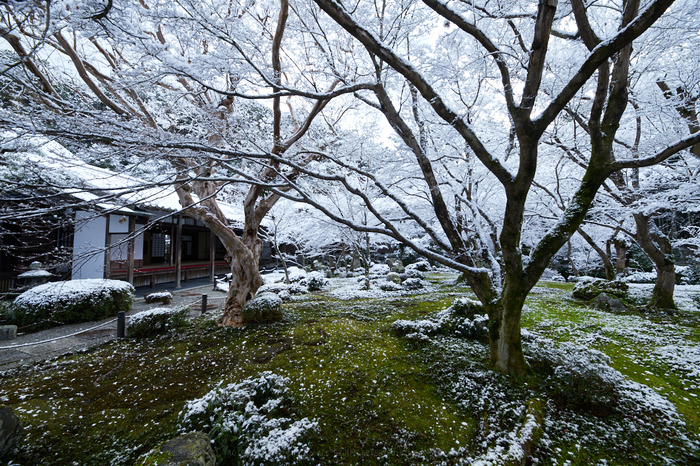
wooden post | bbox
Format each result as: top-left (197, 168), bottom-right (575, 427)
top-left (117, 311), bottom-right (125, 338)
top-left (175, 215), bottom-right (182, 288)
top-left (104, 215), bottom-right (111, 279)
top-left (201, 294), bottom-right (208, 314)
top-left (126, 215), bottom-right (135, 285)
top-left (209, 230), bottom-right (216, 282)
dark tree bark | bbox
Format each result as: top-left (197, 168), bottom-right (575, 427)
top-left (634, 213), bottom-right (676, 309)
top-left (578, 228), bottom-right (615, 280)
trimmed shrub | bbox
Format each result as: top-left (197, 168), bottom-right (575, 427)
top-left (11, 279), bottom-right (134, 330)
top-left (242, 292), bottom-right (283, 324)
top-left (127, 307), bottom-right (189, 338)
top-left (386, 272), bottom-right (402, 284)
top-left (177, 372), bottom-right (316, 466)
top-left (406, 260), bottom-right (431, 272)
top-left (403, 277), bottom-right (424, 290)
top-left (144, 291), bottom-right (173, 305)
top-left (452, 297), bottom-right (483, 319)
top-left (306, 271), bottom-right (327, 291)
top-left (379, 281), bottom-right (403, 291)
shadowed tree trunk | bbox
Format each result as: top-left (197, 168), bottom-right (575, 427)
top-left (634, 213), bottom-right (676, 309)
top-left (578, 228), bottom-right (615, 280)
top-left (613, 239), bottom-right (629, 274)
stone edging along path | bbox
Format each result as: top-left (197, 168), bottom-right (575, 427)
top-left (0, 285), bottom-right (227, 371)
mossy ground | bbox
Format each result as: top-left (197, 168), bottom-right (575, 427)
top-left (1, 275), bottom-right (698, 465)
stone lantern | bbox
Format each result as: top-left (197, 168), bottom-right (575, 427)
top-left (17, 261), bottom-right (53, 289)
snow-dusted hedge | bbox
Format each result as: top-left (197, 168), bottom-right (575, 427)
top-left (306, 271), bottom-right (327, 291)
top-left (127, 307), bottom-right (189, 338)
top-left (12, 279), bottom-right (134, 329)
top-left (144, 291), bottom-right (173, 304)
top-left (178, 372), bottom-right (316, 465)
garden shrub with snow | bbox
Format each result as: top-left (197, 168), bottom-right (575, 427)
top-left (127, 307), bottom-right (189, 338)
top-left (305, 271), bottom-right (327, 291)
top-left (178, 372), bottom-right (317, 466)
top-left (144, 291), bottom-right (173, 304)
top-left (368, 263), bottom-right (390, 276)
top-left (242, 292), bottom-right (283, 324)
top-left (406, 260), bottom-right (431, 273)
top-left (258, 282), bottom-right (306, 296)
top-left (392, 299), bottom-right (489, 342)
top-left (379, 281), bottom-right (403, 292)
top-left (284, 267), bottom-right (307, 283)
top-left (402, 277), bottom-right (425, 290)
top-left (11, 279), bottom-right (134, 329)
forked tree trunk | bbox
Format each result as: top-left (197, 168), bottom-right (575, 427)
top-left (634, 213), bottom-right (676, 310)
top-left (220, 233), bottom-right (265, 326)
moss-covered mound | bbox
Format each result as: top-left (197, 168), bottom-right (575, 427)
top-left (572, 278), bottom-right (629, 301)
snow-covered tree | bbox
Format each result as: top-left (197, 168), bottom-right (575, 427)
top-left (287, 0), bottom-right (700, 374)
top-left (0, 0), bottom-right (368, 324)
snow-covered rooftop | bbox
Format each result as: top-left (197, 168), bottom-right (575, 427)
top-left (3, 135), bottom-right (247, 224)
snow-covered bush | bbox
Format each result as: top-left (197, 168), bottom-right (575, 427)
top-left (242, 292), bottom-right (283, 324)
top-left (144, 291), bottom-right (173, 304)
top-left (386, 272), bottom-right (401, 284)
top-left (618, 270), bottom-right (656, 284)
top-left (127, 307), bottom-right (189, 338)
top-left (178, 372), bottom-right (317, 466)
top-left (405, 260), bottom-right (431, 272)
top-left (258, 282), bottom-right (306, 295)
top-left (572, 278), bottom-right (628, 301)
top-left (402, 277), bottom-right (424, 290)
top-left (526, 337), bottom-right (683, 422)
top-left (285, 267), bottom-right (307, 283)
top-left (11, 279), bottom-right (134, 329)
top-left (678, 264), bottom-right (700, 285)
top-left (392, 300), bottom-right (489, 342)
top-left (391, 319), bottom-right (441, 342)
top-left (539, 268), bottom-right (566, 282)
top-left (379, 281), bottom-right (403, 291)
top-left (368, 263), bottom-right (390, 276)
top-left (452, 298), bottom-right (483, 318)
top-left (306, 271), bottom-right (327, 291)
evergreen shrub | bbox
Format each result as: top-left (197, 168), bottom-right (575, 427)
top-left (11, 279), bottom-right (134, 330)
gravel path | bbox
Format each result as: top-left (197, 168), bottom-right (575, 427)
top-left (0, 284), bottom-right (228, 371)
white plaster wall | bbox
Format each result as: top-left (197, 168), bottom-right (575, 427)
top-left (109, 214), bottom-right (130, 233)
top-left (110, 232), bottom-right (144, 261)
top-left (72, 211), bottom-right (106, 279)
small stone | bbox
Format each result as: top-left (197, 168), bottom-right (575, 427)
top-left (591, 292), bottom-right (629, 313)
top-left (0, 326), bottom-right (17, 341)
top-left (0, 406), bottom-right (22, 459)
top-left (150, 431), bottom-right (216, 466)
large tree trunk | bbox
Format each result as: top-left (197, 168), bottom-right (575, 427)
top-left (613, 239), bottom-right (629, 273)
top-left (220, 237), bottom-right (264, 326)
top-left (488, 287), bottom-right (528, 375)
top-left (634, 213), bottom-right (676, 309)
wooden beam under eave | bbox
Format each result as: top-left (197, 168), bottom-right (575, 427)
top-left (210, 230), bottom-right (216, 282)
top-left (126, 215), bottom-right (136, 285)
top-left (175, 214), bottom-right (182, 288)
top-left (104, 215), bottom-right (111, 279)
